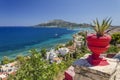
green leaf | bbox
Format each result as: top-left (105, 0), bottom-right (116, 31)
top-left (93, 18), bottom-right (112, 36)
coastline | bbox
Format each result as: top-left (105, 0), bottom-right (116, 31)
top-left (0, 27), bottom-right (119, 80)
top-left (0, 27), bottom-right (95, 60)
top-left (0, 26), bottom-right (119, 60)
top-left (0, 28), bottom-right (78, 60)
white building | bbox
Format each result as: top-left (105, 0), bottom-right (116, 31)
top-left (58, 48), bottom-right (69, 56)
top-left (46, 49), bottom-right (58, 60)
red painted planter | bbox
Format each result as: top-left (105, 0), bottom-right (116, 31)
top-left (87, 34), bottom-right (111, 66)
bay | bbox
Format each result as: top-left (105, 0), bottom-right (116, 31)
top-left (0, 27), bottom-right (92, 59)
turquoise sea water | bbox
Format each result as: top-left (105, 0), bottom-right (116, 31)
top-left (0, 27), bottom-right (92, 60)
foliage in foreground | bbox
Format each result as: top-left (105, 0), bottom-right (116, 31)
top-left (8, 49), bottom-right (75, 80)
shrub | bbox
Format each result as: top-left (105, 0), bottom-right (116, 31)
top-left (55, 44), bottom-right (64, 50)
top-left (107, 45), bottom-right (120, 53)
top-left (65, 40), bottom-right (73, 47)
top-left (1, 56), bottom-right (14, 65)
top-left (77, 32), bottom-right (86, 37)
top-left (111, 32), bottom-right (120, 45)
top-left (40, 48), bottom-right (47, 59)
top-left (9, 49), bottom-right (75, 80)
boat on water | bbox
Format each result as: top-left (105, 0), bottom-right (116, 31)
top-left (55, 34), bottom-right (58, 36)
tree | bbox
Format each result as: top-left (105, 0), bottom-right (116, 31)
top-left (40, 48), bottom-right (47, 59)
top-left (55, 44), bottom-right (64, 50)
top-left (1, 56), bottom-right (10, 65)
top-left (8, 45), bottom-right (88, 80)
top-left (16, 55), bottom-right (25, 62)
top-left (11, 49), bottom-right (56, 80)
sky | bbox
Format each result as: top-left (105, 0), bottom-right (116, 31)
top-left (0, 0), bottom-right (120, 26)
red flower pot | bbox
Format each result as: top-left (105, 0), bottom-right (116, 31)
top-left (87, 34), bottom-right (111, 66)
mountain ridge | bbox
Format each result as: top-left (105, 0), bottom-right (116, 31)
top-left (36, 19), bottom-right (93, 28)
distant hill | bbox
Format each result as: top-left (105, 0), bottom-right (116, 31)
top-left (36, 19), bottom-right (92, 28)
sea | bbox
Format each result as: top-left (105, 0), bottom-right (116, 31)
top-left (0, 27), bottom-right (92, 60)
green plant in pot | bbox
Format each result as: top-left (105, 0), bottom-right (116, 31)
top-left (87, 18), bottom-right (112, 66)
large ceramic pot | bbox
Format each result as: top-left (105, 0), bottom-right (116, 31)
top-left (87, 34), bottom-right (111, 66)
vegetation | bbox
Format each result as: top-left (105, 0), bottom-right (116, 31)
top-left (93, 18), bottom-right (112, 37)
top-left (107, 33), bottom-right (120, 54)
top-left (7, 37), bottom-right (88, 80)
top-left (65, 40), bottom-right (73, 47)
top-left (15, 55), bottom-right (27, 65)
top-left (110, 32), bottom-right (120, 46)
top-left (77, 31), bottom-right (87, 46)
top-left (4, 30), bottom-right (120, 80)
top-left (55, 44), bottom-right (65, 50)
top-left (40, 48), bottom-right (47, 59)
top-left (1, 56), bottom-right (14, 65)
top-left (77, 32), bottom-right (86, 37)
top-left (107, 45), bottom-right (120, 53)
top-left (8, 49), bottom-right (77, 80)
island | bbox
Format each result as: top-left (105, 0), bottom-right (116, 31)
top-left (35, 19), bottom-right (93, 28)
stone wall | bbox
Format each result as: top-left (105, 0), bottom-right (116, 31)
top-left (73, 54), bottom-right (120, 80)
